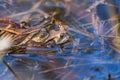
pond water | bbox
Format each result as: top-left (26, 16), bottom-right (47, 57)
top-left (0, 0), bottom-right (120, 80)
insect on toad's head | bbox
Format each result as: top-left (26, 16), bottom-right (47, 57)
top-left (40, 0), bottom-right (71, 20)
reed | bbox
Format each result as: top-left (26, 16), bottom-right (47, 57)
top-left (112, 23), bottom-right (120, 53)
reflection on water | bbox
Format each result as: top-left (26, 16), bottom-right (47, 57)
top-left (0, 0), bottom-right (120, 80)
top-left (1, 54), bottom-right (120, 80)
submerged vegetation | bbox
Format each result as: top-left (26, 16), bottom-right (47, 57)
top-left (0, 0), bottom-right (120, 80)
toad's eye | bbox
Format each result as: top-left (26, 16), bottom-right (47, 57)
top-left (20, 21), bottom-right (30, 29)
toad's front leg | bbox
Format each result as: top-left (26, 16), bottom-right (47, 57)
top-left (8, 46), bottom-right (26, 54)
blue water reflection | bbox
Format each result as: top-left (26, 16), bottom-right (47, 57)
top-left (0, 0), bottom-right (120, 80)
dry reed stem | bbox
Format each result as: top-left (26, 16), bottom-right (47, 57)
top-left (8, 0), bottom-right (49, 18)
top-left (112, 23), bottom-right (120, 53)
